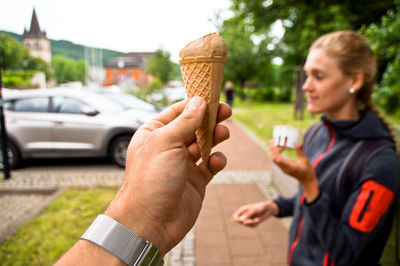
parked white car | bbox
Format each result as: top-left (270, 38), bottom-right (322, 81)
top-left (1, 88), bottom-right (159, 168)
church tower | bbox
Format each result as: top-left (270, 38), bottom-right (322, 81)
top-left (22, 8), bottom-right (52, 63)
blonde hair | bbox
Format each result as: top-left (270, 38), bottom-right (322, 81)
top-left (310, 30), bottom-right (399, 152)
top-left (225, 80), bottom-right (234, 89)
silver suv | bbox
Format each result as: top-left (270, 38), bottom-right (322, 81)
top-left (2, 88), bottom-right (159, 168)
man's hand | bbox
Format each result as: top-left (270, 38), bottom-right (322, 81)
top-left (105, 96), bottom-right (232, 255)
top-left (55, 97), bottom-right (231, 266)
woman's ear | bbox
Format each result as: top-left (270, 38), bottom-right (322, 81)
top-left (350, 70), bottom-right (365, 92)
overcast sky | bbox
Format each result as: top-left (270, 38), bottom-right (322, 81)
top-left (0, 0), bottom-right (233, 62)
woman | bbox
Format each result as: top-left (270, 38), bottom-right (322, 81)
top-left (232, 31), bottom-right (400, 266)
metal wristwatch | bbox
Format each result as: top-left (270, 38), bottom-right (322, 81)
top-left (81, 214), bottom-right (163, 266)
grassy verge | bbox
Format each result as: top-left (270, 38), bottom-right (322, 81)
top-left (0, 188), bottom-right (117, 266)
top-left (232, 100), bottom-right (321, 158)
top-left (233, 101), bottom-right (320, 141)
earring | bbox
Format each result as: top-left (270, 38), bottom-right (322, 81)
top-left (349, 88), bottom-right (355, 94)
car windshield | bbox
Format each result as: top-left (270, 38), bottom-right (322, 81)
top-left (86, 92), bottom-right (128, 113)
top-left (107, 94), bottom-right (157, 112)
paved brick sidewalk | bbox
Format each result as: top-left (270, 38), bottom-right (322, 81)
top-left (213, 120), bottom-right (271, 171)
top-left (196, 184), bottom-right (288, 266)
top-left (193, 121), bottom-right (289, 266)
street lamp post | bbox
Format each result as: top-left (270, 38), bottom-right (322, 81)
top-left (0, 67), bottom-right (10, 179)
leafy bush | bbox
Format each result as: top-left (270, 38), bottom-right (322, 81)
top-left (148, 78), bottom-right (163, 91)
top-left (363, 0), bottom-right (400, 113)
top-left (246, 87), bottom-right (292, 103)
top-left (250, 88), bottom-right (275, 102)
top-left (3, 70), bottom-right (37, 88)
top-left (51, 55), bottom-right (85, 84)
top-left (276, 87), bottom-right (293, 102)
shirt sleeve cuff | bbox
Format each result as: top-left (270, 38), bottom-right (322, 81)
top-left (304, 191), bottom-right (322, 206)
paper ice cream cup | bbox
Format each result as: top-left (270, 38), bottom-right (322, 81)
top-left (273, 125), bottom-right (300, 150)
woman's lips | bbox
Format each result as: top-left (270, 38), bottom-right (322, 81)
top-left (308, 95), bottom-right (318, 102)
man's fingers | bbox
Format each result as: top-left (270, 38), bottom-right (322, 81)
top-left (163, 97), bottom-right (207, 143)
top-left (198, 151), bottom-right (227, 184)
top-left (217, 102), bottom-right (232, 123)
top-left (153, 98), bottom-right (189, 125)
top-left (187, 142), bottom-right (201, 161)
top-left (187, 124), bottom-right (230, 162)
top-left (154, 100), bottom-right (230, 127)
top-left (214, 124), bottom-right (230, 146)
top-left (208, 151), bottom-right (227, 175)
top-left (184, 104), bottom-right (231, 147)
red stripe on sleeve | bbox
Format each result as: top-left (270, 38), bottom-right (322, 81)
top-left (288, 194), bottom-right (306, 266)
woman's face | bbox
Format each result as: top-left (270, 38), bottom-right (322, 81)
top-left (303, 48), bottom-right (357, 120)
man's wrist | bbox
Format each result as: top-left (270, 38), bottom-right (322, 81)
top-left (104, 195), bottom-right (168, 256)
top-left (81, 214), bottom-right (163, 266)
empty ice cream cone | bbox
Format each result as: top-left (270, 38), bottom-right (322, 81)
top-left (179, 33), bottom-right (227, 166)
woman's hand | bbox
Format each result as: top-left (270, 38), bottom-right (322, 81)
top-left (232, 200), bottom-right (279, 227)
top-left (269, 141), bottom-right (320, 203)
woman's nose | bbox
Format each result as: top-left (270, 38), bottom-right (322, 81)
top-left (302, 77), bottom-right (312, 91)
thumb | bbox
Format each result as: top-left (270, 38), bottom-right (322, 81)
top-left (164, 96), bottom-right (207, 142)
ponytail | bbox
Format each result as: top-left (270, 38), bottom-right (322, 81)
top-left (367, 101), bottom-right (399, 157)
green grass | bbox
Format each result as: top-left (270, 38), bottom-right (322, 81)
top-left (232, 100), bottom-right (321, 158)
top-left (233, 101), bottom-right (321, 142)
top-left (0, 188), bottom-right (117, 266)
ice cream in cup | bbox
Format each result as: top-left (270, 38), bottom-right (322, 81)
top-left (273, 125), bottom-right (300, 150)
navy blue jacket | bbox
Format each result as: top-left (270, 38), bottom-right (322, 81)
top-left (274, 111), bottom-right (400, 266)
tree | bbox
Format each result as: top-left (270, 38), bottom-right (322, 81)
top-left (25, 56), bottom-right (52, 81)
top-left (52, 55), bottom-right (85, 84)
top-left (146, 49), bottom-right (174, 86)
top-left (219, 16), bottom-right (273, 99)
top-left (0, 34), bottom-right (28, 70)
top-left (230, 0), bottom-right (394, 66)
top-left (363, 0), bottom-right (400, 113)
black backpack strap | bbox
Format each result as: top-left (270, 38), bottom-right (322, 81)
top-left (335, 138), bottom-right (396, 205)
top-left (303, 121), bottom-right (324, 149)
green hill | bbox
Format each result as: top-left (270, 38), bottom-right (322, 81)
top-left (0, 30), bottom-right (123, 65)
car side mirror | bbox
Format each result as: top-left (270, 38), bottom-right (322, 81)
top-left (82, 106), bottom-right (99, 116)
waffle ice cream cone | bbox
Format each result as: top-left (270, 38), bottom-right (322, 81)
top-left (179, 33), bottom-right (227, 165)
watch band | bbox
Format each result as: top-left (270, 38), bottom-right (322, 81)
top-left (81, 214), bottom-right (163, 266)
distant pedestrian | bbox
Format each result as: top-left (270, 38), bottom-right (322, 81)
top-left (224, 81), bottom-right (235, 107)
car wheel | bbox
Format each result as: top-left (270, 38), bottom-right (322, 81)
top-left (109, 135), bottom-right (131, 168)
top-left (0, 141), bottom-right (20, 169)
